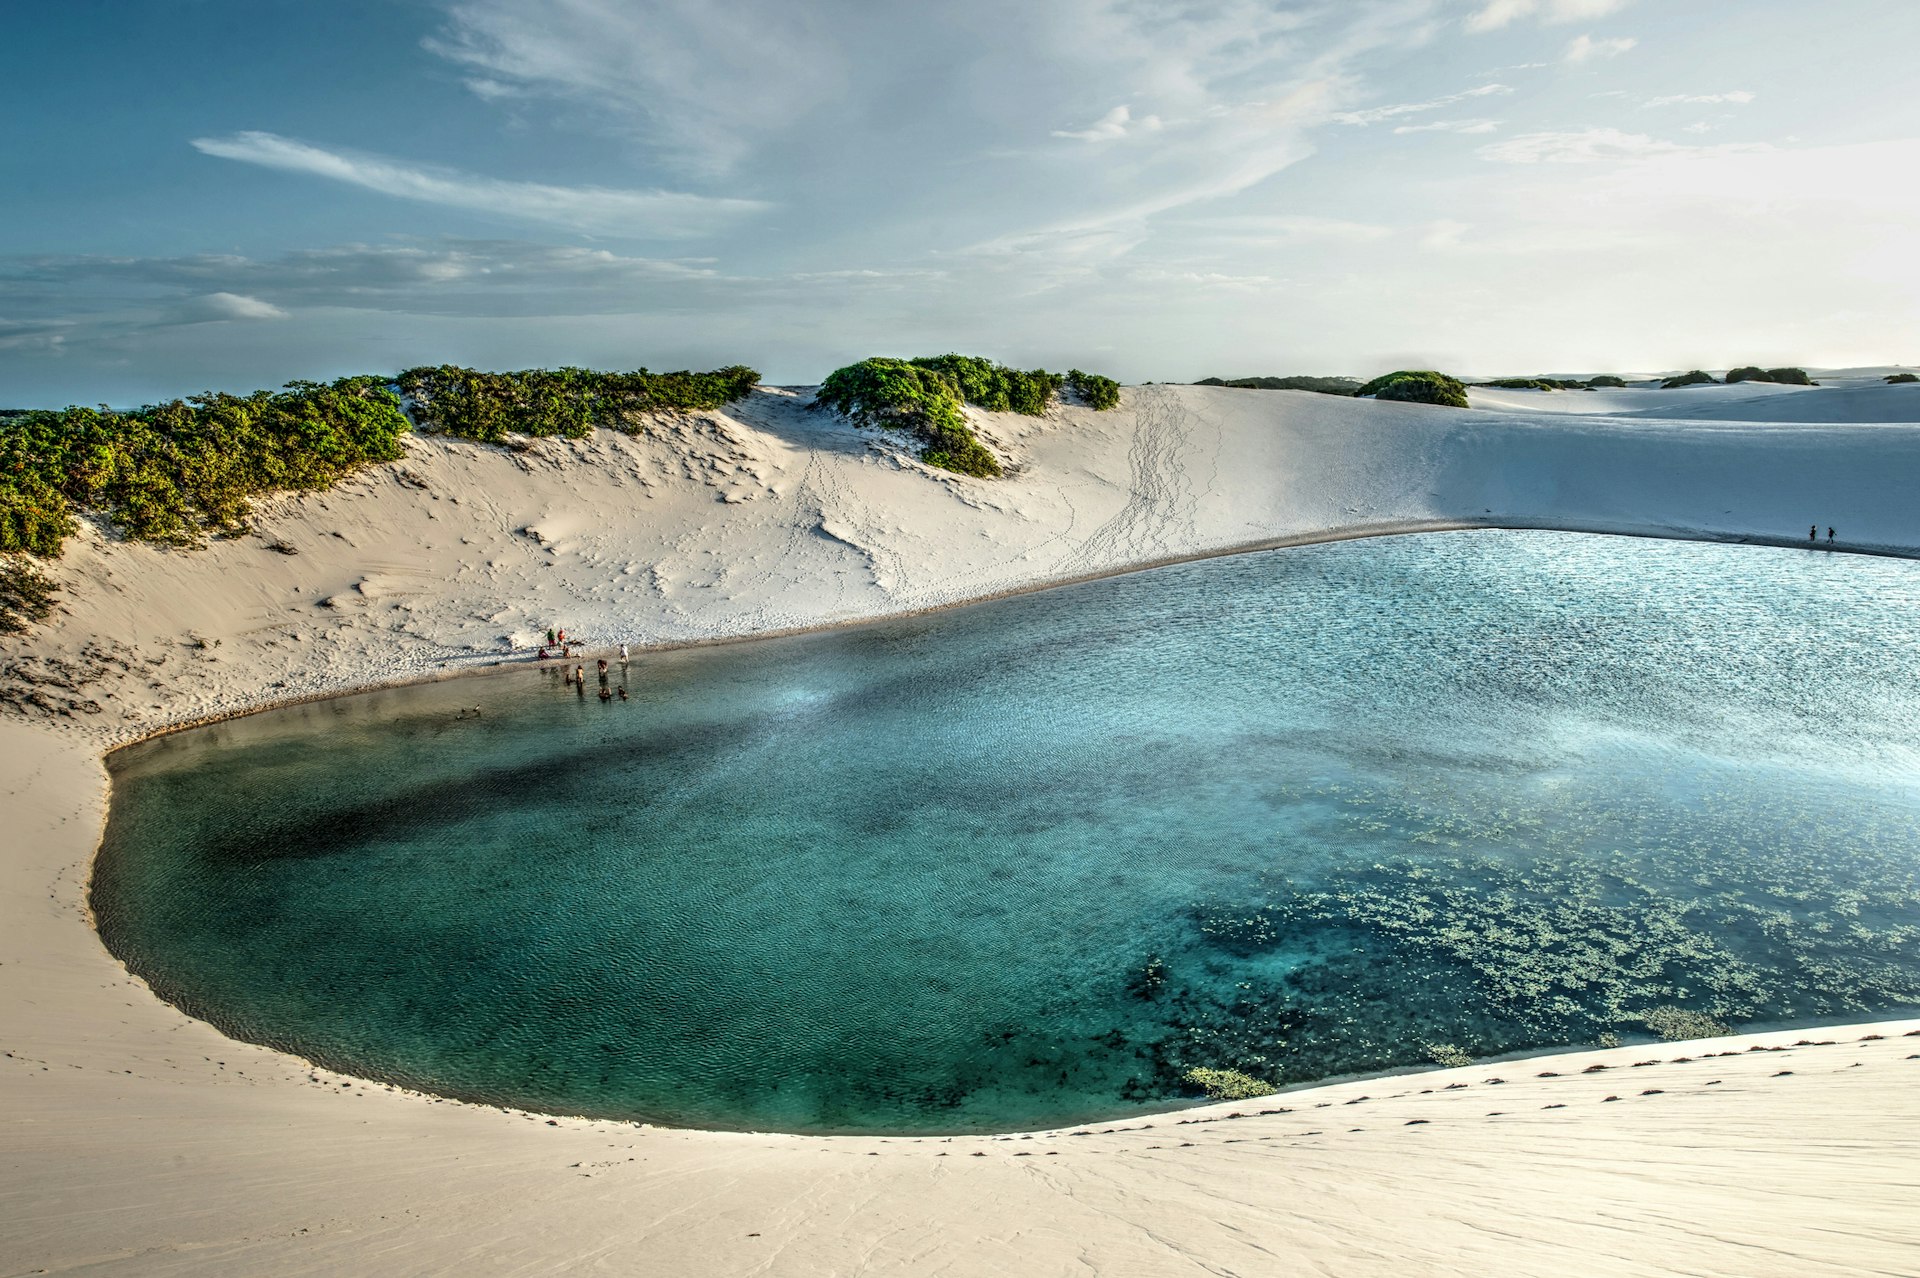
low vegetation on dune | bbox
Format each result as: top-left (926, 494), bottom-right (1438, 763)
top-left (0, 377), bottom-right (410, 557)
top-left (1727, 366), bottom-right (1816, 386)
top-left (398, 364), bottom-right (759, 442)
top-left (1067, 369), bottom-right (1122, 410)
top-left (1888, 373), bottom-right (1919, 384)
top-left (1356, 370), bottom-right (1471, 408)
top-left (1477, 376), bottom-right (1624, 392)
top-left (1662, 370), bottom-right (1719, 389)
top-left (0, 363), bottom-right (763, 563)
top-left (1194, 375), bottom-right (1362, 397)
top-left (814, 354), bottom-right (1121, 478)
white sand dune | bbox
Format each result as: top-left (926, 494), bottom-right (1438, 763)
top-left (1470, 369), bottom-right (1920, 423)
top-left (4, 379), bottom-right (1919, 1275)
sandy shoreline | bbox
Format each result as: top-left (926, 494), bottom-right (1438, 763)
top-left (7, 377), bottom-right (1920, 1274)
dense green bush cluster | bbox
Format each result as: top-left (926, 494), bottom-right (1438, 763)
top-left (0, 377), bottom-right (410, 557)
top-left (902, 355), bottom-right (1062, 416)
top-left (1067, 369), bottom-right (1122, 410)
top-left (1726, 366), bottom-right (1815, 386)
top-left (1887, 373), bottom-right (1919, 385)
top-left (1662, 370), bottom-right (1719, 389)
top-left (1587, 375), bottom-right (1629, 388)
top-left (814, 358), bottom-right (1002, 476)
top-left (398, 364), bottom-right (759, 443)
top-left (1194, 375), bottom-right (1360, 396)
top-left (1479, 376), bottom-right (1602, 391)
top-left (1356, 370), bottom-right (1470, 408)
top-left (814, 354), bottom-right (1121, 478)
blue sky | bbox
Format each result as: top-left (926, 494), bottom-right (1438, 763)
top-left (4, 0), bottom-right (1918, 404)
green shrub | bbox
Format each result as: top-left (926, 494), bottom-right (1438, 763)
top-left (0, 377), bottom-right (409, 556)
top-left (1195, 375), bottom-right (1360, 396)
top-left (399, 364), bottom-right (758, 442)
top-left (815, 358), bottom-right (1003, 478)
top-left (1725, 367), bottom-right (1816, 387)
top-left (1482, 378), bottom-right (1559, 391)
top-left (0, 555), bottom-right (57, 634)
top-left (1887, 373), bottom-right (1919, 385)
top-left (1356, 370), bottom-right (1470, 408)
top-left (1662, 370), bottom-right (1719, 389)
top-left (904, 355), bottom-right (1062, 416)
top-left (1067, 369), bottom-right (1121, 410)
top-left (815, 355), bottom-right (1121, 478)
top-left (1587, 375), bottom-right (1629, 388)
top-left (1184, 1066), bottom-right (1275, 1101)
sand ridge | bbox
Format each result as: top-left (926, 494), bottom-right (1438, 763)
top-left (4, 377), bottom-right (1920, 1275)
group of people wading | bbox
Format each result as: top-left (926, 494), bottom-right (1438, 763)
top-left (541, 625), bottom-right (632, 702)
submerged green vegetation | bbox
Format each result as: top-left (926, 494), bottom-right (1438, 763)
top-left (397, 364), bottom-right (760, 443)
top-left (815, 354), bottom-right (1121, 477)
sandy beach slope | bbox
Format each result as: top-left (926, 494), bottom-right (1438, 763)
top-left (4, 375), bottom-right (1919, 1275)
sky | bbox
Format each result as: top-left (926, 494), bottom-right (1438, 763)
top-left (3, 0), bottom-right (1918, 405)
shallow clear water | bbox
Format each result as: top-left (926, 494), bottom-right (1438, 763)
top-left (94, 531), bottom-right (1920, 1133)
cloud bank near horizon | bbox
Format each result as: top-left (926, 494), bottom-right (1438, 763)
top-left (3, 0), bottom-right (1918, 403)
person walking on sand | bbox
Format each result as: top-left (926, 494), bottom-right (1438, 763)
top-left (1809, 524), bottom-right (1818, 542)
top-left (1828, 526), bottom-right (1836, 545)
top-left (546, 627), bottom-right (556, 648)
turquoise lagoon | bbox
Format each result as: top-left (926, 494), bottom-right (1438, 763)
top-left (93, 532), bottom-right (1920, 1133)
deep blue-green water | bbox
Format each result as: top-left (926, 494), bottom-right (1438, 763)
top-left (93, 532), bottom-right (1920, 1133)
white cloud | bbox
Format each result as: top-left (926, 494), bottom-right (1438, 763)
top-left (1644, 90), bottom-right (1756, 107)
top-left (1478, 127), bottom-right (1766, 164)
top-left (192, 292), bottom-right (288, 321)
top-left (1394, 118), bottom-right (1502, 134)
top-left (1177, 214), bottom-right (1396, 244)
top-left (1336, 83), bottom-right (1511, 126)
top-left (1053, 105), bottom-right (1162, 142)
top-left (190, 132), bottom-right (766, 237)
top-left (1564, 34), bottom-right (1637, 62)
top-left (1467, 0), bottom-right (1628, 32)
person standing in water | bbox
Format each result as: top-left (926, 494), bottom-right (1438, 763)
top-left (619, 643), bottom-right (629, 662)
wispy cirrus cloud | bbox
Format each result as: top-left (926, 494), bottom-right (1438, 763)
top-left (1335, 82), bottom-right (1512, 126)
top-left (1394, 118), bottom-right (1502, 134)
top-left (190, 132), bottom-right (767, 237)
top-left (1478, 127), bottom-right (1767, 163)
top-left (1564, 34), bottom-right (1637, 62)
top-left (1466, 0), bottom-right (1629, 31)
top-left (1052, 105), bottom-right (1163, 142)
top-left (1644, 90), bottom-right (1755, 107)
